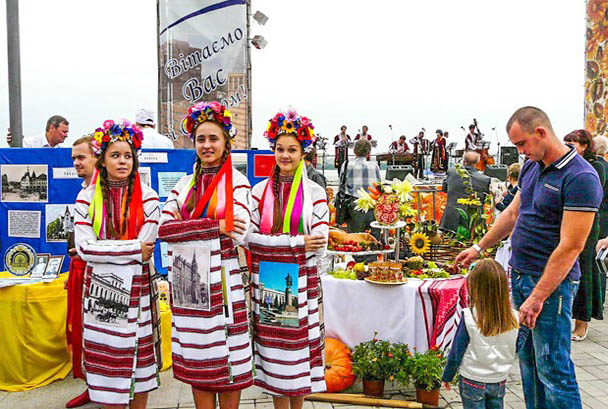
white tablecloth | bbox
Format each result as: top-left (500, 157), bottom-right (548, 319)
top-left (322, 275), bottom-right (430, 351)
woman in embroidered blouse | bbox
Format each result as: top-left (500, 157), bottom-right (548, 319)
top-left (158, 102), bottom-right (253, 409)
top-left (247, 110), bottom-right (329, 409)
top-left (74, 120), bottom-right (161, 409)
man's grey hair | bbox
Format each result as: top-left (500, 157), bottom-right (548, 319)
top-left (354, 139), bottom-right (371, 157)
top-left (594, 135), bottom-right (608, 155)
top-left (506, 106), bottom-right (553, 134)
top-left (463, 151), bottom-right (480, 165)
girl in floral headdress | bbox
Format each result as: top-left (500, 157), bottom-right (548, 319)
top-left (74, 120), bottom-right (161, 409)
top-left (158, 101), bottom-right (253, 409)
top-left (247, 110), bottom-right (329, 409)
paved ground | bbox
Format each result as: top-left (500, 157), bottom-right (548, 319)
top-left (2, 313), bottom-right (608, 409)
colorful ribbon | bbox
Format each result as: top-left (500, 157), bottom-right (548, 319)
top-left (260, 160), bottom-right (305, 236)
top-left (88, 170), bottom-right (144, 240)
top-left (180, 156), bottom-right (234, 231)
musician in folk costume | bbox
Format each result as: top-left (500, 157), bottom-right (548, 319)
top-left (430, 129), bottom-right (448, 173)
top-left (409, 130), bottom-right (429, 178)
top-left (465, 124), bottom-right (483, 151)
top-left (333, 125), bottom-right (351, 176)
top-left (247, 110), bottom-right (329, 409)
top-left (354, 125), bottom-right (373, 160)
top-left (74, 120), bottom-right (161, 408)
top-left (158, 102), bottom-right (253, 409)
top-left (389, 135), bottom-right (410, 154)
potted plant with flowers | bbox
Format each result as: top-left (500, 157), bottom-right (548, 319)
top-left (391, 343), bottom-right (414, 386)
top-left (410, 346), bottom-right (447, 406)
top-left (351, 333), bottom-right (400, 397)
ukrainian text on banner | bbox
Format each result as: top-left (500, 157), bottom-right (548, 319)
top-left (585, 0), bottom-right (608, 135)
top-left (159, 0), bottom-right (249, 149)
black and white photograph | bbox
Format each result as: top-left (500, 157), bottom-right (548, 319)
top-left (139, 167), bottom-right (151, 187)
top-left (31, 253), bottom-right (50, 278)
top-left (84, 264), bottom-right (135, 328)
top-left (171, 244), bottom-right (210, 311)
top-left (1, 164), bottom-right (48, 203)
top-left (45, 204), bottom-right (75, 242)
top-left (43, 255), bottom-right (65, 278)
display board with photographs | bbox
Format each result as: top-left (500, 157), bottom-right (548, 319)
top-left (257, 261), bottom-right (300, 328)
top-left (1, 164), bottom-right (48, 203)
top-left (84, 263), bottom-right (136, 328)
top-left (171, 244), bottom-right (211, 311)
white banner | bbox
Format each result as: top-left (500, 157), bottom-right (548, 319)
top-left (159, 0), bottom-right (249, 149)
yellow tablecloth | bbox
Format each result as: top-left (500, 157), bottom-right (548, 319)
top-left (0, 274), bottom-right (172, 392)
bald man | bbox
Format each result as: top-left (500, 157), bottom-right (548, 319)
top-left (439, 151), bottom-right (491, 232)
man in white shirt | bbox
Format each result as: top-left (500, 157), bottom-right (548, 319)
top-left (7, 115), bottom-right (69, 147)
top-left (135, 109), bottom-right (174, 149)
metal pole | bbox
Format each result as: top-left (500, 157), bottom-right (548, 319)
top-left (6, 0), bottom-right (23, 147)
top-left (156, 0), bottom-right (161, 133)
top-left (246, 0), bottom-right (252, 148)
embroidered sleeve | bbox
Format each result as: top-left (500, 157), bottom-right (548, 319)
top-left (310, 189), bottom-right (330, 258)
top-left (75, 189), bottom-right (143, 264)
top-left (232, 174), bottom-right (252, 246)
top-left (139, 188), bottom-right (160, 243)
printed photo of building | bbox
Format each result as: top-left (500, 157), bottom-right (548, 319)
top-left (171, 245), bottom-right (210, 310)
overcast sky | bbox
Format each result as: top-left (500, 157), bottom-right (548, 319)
top-left (0, 1), bottom-right (586, 153)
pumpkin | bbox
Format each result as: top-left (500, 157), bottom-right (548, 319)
top-left (324, 338), bottom-right (355, 392)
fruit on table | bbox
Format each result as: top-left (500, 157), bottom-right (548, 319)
top-left (329, 269), bottom-right (357, 280)
top-left (374, 193), bottom-right (401, 225)
top-left (353, 262), bottom-right (365, 272)
top-left (406, 256), bottom-right (425, 270)
top-left (324, 338), bottom-right (356, 392)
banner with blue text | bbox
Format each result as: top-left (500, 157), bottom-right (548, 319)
top-left (159, 0), bottom-right (249, 149)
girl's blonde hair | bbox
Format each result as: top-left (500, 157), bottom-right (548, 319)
top-left (467, 259), bottom-right (519, 337)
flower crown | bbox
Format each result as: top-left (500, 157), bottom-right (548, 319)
top-left (183, 101), bottom-right (236, 140)
top-left (264, 110), bottom-right (315, 150)
top-left (91, 120), bottom-right (144, 156)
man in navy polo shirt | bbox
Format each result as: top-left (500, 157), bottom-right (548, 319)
top-left (456, 106), bottom-right (602, 409)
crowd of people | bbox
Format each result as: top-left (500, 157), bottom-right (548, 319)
top-left (329, 107), bottom-right (608, 409)
top-left (7, 104), bottom-right (608, 409)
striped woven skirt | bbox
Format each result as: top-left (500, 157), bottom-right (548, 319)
top-left (169, 236), bottom-right (253, 391)
top-left (82, 263), bottom-right (160, 405)
top-left (249, 240), bottom-right (326, 396)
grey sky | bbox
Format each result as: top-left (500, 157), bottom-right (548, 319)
top-left (1, 1), bottom-right (586, 154)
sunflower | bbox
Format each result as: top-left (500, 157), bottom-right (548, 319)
top-left (281, 120), bottom-right (296, 134)
top-left (410, 232), bottom-right (431, 256)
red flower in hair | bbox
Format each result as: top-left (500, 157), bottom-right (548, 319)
top-left (268, 122), bottom-right (279, 138)
top-left (102, 133), bottom-right (111, 143)
top-left (297, 126), bottom-right (310, 141)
